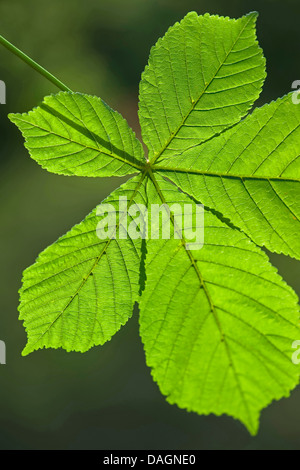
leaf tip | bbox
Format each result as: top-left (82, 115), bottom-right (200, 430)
top-left (21, 337), bottom-right (38, 357)
top-left (244, 10), bottom-right (259, 25)
top-left (7, 112), bottom-right (18, 123)
top-left (21, 345), bottom-right (31, 357)
top-left (245, 417), bottom-right (260, 436)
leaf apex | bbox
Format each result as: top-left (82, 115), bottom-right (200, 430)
top-left (8, 112), bottom-right (20, 122)
top-left (21, 344), bottom-right (32, 357)
top-left (246, 10), bottom-right (259, 18)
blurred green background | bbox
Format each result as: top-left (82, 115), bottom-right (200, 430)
top-left (1, 0), bottom-right (300, 450)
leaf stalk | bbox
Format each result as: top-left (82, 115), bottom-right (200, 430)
top-left (0, 34), bottom-right (72, 92)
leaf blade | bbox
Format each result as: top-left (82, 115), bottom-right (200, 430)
top-left (138, 11), bottom-right (266, 161)
top-left (157, 94), bottom-right (300, 259)
top-left (140, 175), bottom-right (300, 434)
top-left (9, 92), bottom-right (145, 177)
top-left (20, 174), bottom-right (147, 355)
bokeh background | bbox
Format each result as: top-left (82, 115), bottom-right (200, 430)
top-left (0, 0), bottom-right (300, 450)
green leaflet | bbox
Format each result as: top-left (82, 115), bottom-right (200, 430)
top-left (19, 174), bottom-right (147, 355)
top-left (139, 11), bottom-right (266, 161)
top-left (9, 92), bottom-right (145, 177)
top-left (156, 94), bottom-right (300, 259)
top-left (140, 175), bottom-right (300, 435)
top-left (7, 11), bottom-right (300, 434)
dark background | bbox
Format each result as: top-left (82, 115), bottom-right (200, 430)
top-left (0, 0), bottom-right (300, 450)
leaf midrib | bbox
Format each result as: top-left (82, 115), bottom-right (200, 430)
top-left (154, 166), bottom-right (300, 183)
top-left (13, 116), bottom-right (145, 172)
top-left (148, 169), bottom-right (254, 430)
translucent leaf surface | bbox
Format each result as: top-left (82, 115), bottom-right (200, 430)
top-left (140, 175), bottom-right (300, 435)
top-left (139, 11), bottom-right (266, 161)
top-left (19, 175), bottom-right (147, 355)
top-left (9, 11), bottom-right (300, 434)
top-left (9, 92), bottom-right (145, 177)
top-left (157, 95), bottom-right (300, 259)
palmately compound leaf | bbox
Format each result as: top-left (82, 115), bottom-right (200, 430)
top-left (140, 175), bottom-right (300, 435)
top-left (139, 11), bottom-right (266, 161)
top-left (19, 174), bottom-right (147, 356)
top-left (9, 92), bottom-right (145, 177)
top-left (8, 10), bottom-right (300, 434)
top-left (157, 94), bottom-right (300, 259)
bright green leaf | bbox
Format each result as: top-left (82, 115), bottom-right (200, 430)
top-left (7, 10), bottom-right (300, 435)
top-left (19, 174), bottom-right (147, 355)
top-left (9, 92), bottom-right (145, 177)
top-left (157, 94), bottom-right (300, 259)
top-left (140, 175), bottom-right (300, 435)
top-left (139, 11), bottom-right (266, 161)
